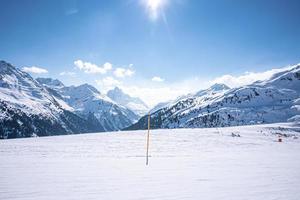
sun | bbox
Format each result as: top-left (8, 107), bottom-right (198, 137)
top-left (147, 0), bottom-right (163, 11)
top-left (142, 0), bottom-right (168, 20)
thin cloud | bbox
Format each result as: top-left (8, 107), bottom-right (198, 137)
top-left (152, 76), bottom-right (164, 82)
top-left (119, 77), bottom-right (210, 107)
top-left (210, 65), bottom-right (295, 87)
top-left (74, 60), bottom-right (112, 74)
top-left (120, 85), bottom-right (177, 107)
top-left (59, 71), bottom-right (76, 77)
top-left (22, 66), bottom-right (48, 74)
top-left (95, 76), bottom-right (122, 91)
top-left (114, 67), bottom-right (135, 78)
top-left (117, 65), bottom-right (294, 107)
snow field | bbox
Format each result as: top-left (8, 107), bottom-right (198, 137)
top-left (0, 123), bottom-right (300, 200)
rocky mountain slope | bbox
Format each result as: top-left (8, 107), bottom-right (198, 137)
top-left (107, 87), bottom-right (149, 116)
top-left (0, 61), bottom-right (104, 138)
top-left (38, 80), bottom-right (139, 131)
top-left (126, 65), bottom-right (300, 130)
top-left (0, 61), bottom-right (138, 138)
top-left (150, 83), bottom-right (230, 113)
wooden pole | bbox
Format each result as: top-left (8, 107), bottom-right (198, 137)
top-left (146, 112), bottom-right (150, 165)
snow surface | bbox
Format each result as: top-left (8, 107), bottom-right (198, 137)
top-left (1, 123), bottom-right (300, 200)
top-left (139, 64), bottom-right (300, 130)
top-left (45, 82), bottom-right (139, 131)
top-left (0, 62), bottom-right (63, 118)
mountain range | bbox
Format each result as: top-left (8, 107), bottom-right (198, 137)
top-left (1, 60), bottom-right (299, 138)
top-left (126, 64), bottom-right (300, 130)
top-left (0, 61), bottom-right (145, 138)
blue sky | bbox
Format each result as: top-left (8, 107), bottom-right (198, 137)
top-left (1, 0), bottom-right (300, 106)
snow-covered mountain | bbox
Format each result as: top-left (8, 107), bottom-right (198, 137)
top-left (107, 87), bottom-right (149, 116)
top-left (2, 59), bottom-right (299, 137)
top-left (127, 64), bottom-right (300, 130)
top-left (37, 80), bottom-right (139, 132)
top-left (0, 60), bottom-right (139, 138)
top-left (36, 77), bottom-right (64, 89)
top-left (150, 83), bottom-right (230, 113)
top-left (194, 83), bottom-right (230, 97)
top-left (0, 61), bottom-right (104, 138)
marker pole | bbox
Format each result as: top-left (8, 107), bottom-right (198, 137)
top-left (146, 113), bottom-right (150, 165)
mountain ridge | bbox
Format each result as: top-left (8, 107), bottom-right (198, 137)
top-left (126, 64), bottom-right (300, 130)
top-left (107, 87), bottom-right (149, 116)
top-left (0, 61), bottom-right (138, 138)
top-left (36, 79), bottom-right (139, 131)
top-left (0, 61), bottom-right (105, 138)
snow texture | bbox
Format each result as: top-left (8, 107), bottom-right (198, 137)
top-left (0, 123), bottom-right (300, 200)
top-left (130, 65), bottom-right (300, 130)
top-left (36, 77), bottom-right (139, 132)
top-left (0, 61), bottom-right (139, 138)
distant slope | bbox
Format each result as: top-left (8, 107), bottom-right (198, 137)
top-left (37, 79), bottom-right (139, 131)
top-left (126, 65), bottom-right (300, 130)
top-left (0, 60), bottom-right (140, 139)
top-left (107, 87), bottom-right (149, 116)
top-left (0, 61), bottom-right (103, 138)
top-left (149, 83), bottom-right (230, 114)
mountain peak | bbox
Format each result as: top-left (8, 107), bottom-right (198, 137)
top-left (107, 87), bottom-right (149, 116)
top-left (113, 86), bottom-right (122, 92)
top-left (107, 87), bottom-right (127, 99)
top-left (210, 83), bottom-right (230, 91)
top-left (77, 83), bottom-right (100, 94)
top-left (36, 77), bottom-right (65, 88)
top-left (63, 84), bottom-right (101, 100)
top-left (195, 83), bottom-right (230, 97)
top-left (0, 60), bottom-right (19, 74)
top-left (254, 63), bottom-right (300, 92)
top-left (108, 87), bottom-right (124, 96)
top-left (0, 60), bottom-right (12, 67)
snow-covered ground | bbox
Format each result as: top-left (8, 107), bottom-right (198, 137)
top-left (1, 123), bottom-right (300, 200)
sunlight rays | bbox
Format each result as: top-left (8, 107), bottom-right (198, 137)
top-left (142, 0), bottom-right (169, 21)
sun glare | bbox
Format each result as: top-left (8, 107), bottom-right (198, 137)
top-left (147, 0), bottom-right (163, 11)
top-left (143, 0), bottom-right (168, 20)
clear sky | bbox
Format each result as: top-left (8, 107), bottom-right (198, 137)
top-left (1, 0), bottom-right (300, 106)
